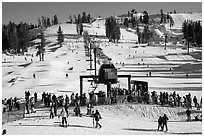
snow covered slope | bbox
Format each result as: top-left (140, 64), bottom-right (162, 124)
top-left (44, 24), bottom-right (78, 36)
top-left (166, 13), bottom-right (202, 30)
top-left (84, 18), bottom-right (138, 42)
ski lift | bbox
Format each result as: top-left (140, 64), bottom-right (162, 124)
top-left (97, 63), bottom-right (118, 84)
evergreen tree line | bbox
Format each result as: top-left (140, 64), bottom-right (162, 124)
top-left (2, 22), bottom-right (32, 54)
top-left (123, 10), bottom-right (151, 45)
top-left (38, 14), bottom-right (58, 28)
top-left (74, 12), bottom-right (91, 24)
top-left (182, 20), bottom-right (202, 47)
top-left (123, 10), bottom-right (149, 28)
top-left (160, 9), bottom-right (175, 26)
top-left (74, 12), bottom-right (92, 35)
top-left (105, 16), bottom-right (121, 43)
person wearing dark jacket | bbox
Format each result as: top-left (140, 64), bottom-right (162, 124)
top-left (186, 108), bottom-right (191, 121)
top-left (162, 114), bottom-right (169, 132)
top-left (34, 92), bottom-right (37, 103)
top-left (157, 116), bottom-right (163, 130)
top-left (193, 96), bottom-right (198, 107)
top-left (94, 110), bottom-right (102, 129)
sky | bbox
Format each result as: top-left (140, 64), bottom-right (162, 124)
top-left (2, 1), bottom-right (202, 25)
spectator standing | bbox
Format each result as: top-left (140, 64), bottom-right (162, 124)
top-left (157, 116), bottom-right (163, 130)
top-left (162, 114), bottom-right (169, 132)
top-left (193, 96), bottom-right (198, 107)
top-left (186, 108), bottom-right (191, 122)
top-left (34, 92), bottom-right (37, 103)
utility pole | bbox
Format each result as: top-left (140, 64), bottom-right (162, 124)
top-left (94, 48), bottom-right (97, 76)
top-left (89, 42), bottom-right (92, 70)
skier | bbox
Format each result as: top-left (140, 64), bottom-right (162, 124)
top-left (58, 107), bottom-right (68, 127)
top-left (93, 110), bottom-right (102, 129)
top-left (49, 103), bottom-right (54, 119)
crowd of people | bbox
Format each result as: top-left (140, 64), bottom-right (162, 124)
top-left (2, 87), bottom-right (202, 131)
top-left (150, 91), bottom-right (202, 109)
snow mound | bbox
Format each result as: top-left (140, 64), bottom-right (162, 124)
top-left (99, 104), bottom-right (185, 120)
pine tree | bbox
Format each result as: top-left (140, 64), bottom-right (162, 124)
top-left (105, 16), bottom-right (120, 43)
top-left (166, 12), bottom-right (170, 23)
top-left (131, 17), bottom-right (136, 28)
top-left (36, 30), bottom-right (45, 61)
top-left (160, 9), bottom-right (164, 23)
top-left (136, 24), bottom-right (141, 44)
top-left (53, 15), bottom-right (58, 25)
top-left (74, 15), bottom-right (77, 24)
top-left (124, 18), bottom-right (129, 28)
top-left (69, 14), bottom-right (73, 23)
top-left (7, 22), bottom-right (19, 53)
top-left (57, 26), bottom-right (64, 46)
top-left (87, 14), bottom-right (91, 23)
top-left (38, 17), bottom-right (41, 28)
top-left (2, 25), bottom-right (10, 51)
top-left (128, 11), bottom-right (130, 17)
top-left (82, 12), bottom-right (87, 23)
top-left (83, 30), bottom-right (90, 43)
top-left (115, 25), bottom-right (121, 42)
top-left (79, 23), bottom-right (83, 35)
top-left (47, 17), bottom-right (51, 27)
top-left (78, 14), bottom-right (82, 24)
top-left (17, 22), bottom-right (30, 54)
top-left (143, 11), bottom-right (149, 25)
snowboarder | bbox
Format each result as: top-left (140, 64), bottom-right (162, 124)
top-left (93, 110), bottom-right (102, 129)
top-left (161, 114), bottom-right (169, 132)
top-left (157, 116), bottom-right (163, 130)
top-left (58, 107), bottom-right (68, 127)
